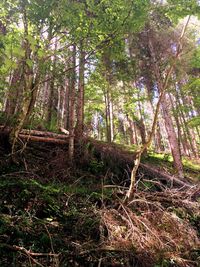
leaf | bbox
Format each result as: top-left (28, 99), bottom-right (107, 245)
top-left (26, 59), bottom-right (33, 68)
top-left (12, 47), bottom-right (25, 57)
top-left (187, 116), bottom-right (200, 127)
top-left (38, 49), bottom-right (45, 59)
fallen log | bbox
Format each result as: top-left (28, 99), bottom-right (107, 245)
top-left (87, 139), bottom-right (192, 189)
top-left (0, 126), bottom-right (68, 139)
top-left (0, 126), bottom-right (193, 189)
top-left (21, 129), bottom-right (68, 139)
top-left (19, 134), bottom-right (68, 145)
top-left (139, 163), bottom-right (191, 188)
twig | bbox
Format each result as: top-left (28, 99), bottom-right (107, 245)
top-left (0, 243), bottom-right (60, 267)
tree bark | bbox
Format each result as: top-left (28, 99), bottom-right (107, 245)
top-left (63, 77), bottom-right (70, 129)
top-left (76, 40), bottom-right (85, 137)
top-left (46, 39), bottom-right (58, 127)
top-left (161, 94), bottom-right (184, 178)
top-left (176, 84), bottom-right (198, 157)
top-left (149, 100), bottom-right (164, 152)
top-left (169, 91), bottom-right (190, 157)
top-left (4, 68), bottom-right (23, 117)
top-left (103, 51), bottom-right (114, 143)
top-left (68, 45), bottom-right (76, 161)
top-left (10, 5), bottom-right (34, 153)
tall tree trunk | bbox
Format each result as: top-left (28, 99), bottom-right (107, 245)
top-left (46, 39), bottom-right (58, 127)
top-left (57, 84), bottom-right (65, 128)
top-left (68, 45), bottom-right (76, 161)
top-left (136, 90), bottom-right (147, 154)
top-left (103, 51), bottom-right (114, 143)
top-left (104, 87), bottom-right (114, 143)
top-left (24, 71), bottom-right (40, 126)
top-left (127, 116), bottom-right (136, 145)
top-left (147, 26), bottom-right (186, 179)
top-left (161, 94), bottom-right (184, 178)
top-left (63, 78), bottom-right (70, 129)
top-left (10, 5), bottom-right (34, 153)
top-left (109, 95), bottom-right (114, 142)
top-left (176, 85), bottom-right (197, 157)
top-left (104, 89), bottom-right (111, 142)
top-left (155, 121), bottom-right (165, 152)
top-left (76, 41), bottom-right (85, 137)
top-left (5, 68), bottom-right (23, 118)
top-left (169, 91), bottom-right (190, 157)
top-left (149, 100), bottom-right (164, 152)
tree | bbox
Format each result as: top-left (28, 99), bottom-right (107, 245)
top-left (126, 15), bottom-right (191, 199)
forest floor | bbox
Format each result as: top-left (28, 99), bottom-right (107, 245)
top-left (0, 133), bottom-right (199, 267)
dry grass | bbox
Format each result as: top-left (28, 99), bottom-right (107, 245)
top-left (100, 187), bottom-right (200, 267)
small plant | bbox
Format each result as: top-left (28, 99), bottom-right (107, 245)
top-left (88, 159), bottom-right (104, 174)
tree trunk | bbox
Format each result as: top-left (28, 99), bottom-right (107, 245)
top-left (105, 88), bottom-right (114, 143)
top-left (68, 45), bottom-right (76, 161)
top-left (146, 23), bottom-right (189, 180)
top-left (5, 68), bottom-right (23, 117)
top-left (46, 39), bottom-right (58, 127)
top-left (176, 85), bottom-right (197, 157)
top-left (10, 6), bottom-right (34, 153)
top-left (76, 41), bottom-right (85, 137)
top-left (136, 90), bottom-right (147, 154)
top-left (149, 100), bottom-right (164, 152)
top-left (63, 78), bottom-right (70, 129)
top-left (24, 71), bottom-right (40, 126)
top-left (161, 94), bottom-right (184, 178)
top-left (103, 51), bottom-right (114, 143)
top-left (169, 91), bottom-right (190, 157)
top-left (127, 116), bottom-right (136, 145)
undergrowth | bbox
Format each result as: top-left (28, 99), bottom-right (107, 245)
top-left (0, 139), bottom-right (199, 267)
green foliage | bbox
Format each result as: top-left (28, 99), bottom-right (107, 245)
top-left (191, 47), bottom-right (200, 68)
top-left (187, 115), bottom-right (200, 127)
top-left (165, 0), bottom-right (200, 22)
top-left (88, 159), bottom-right (104, 174)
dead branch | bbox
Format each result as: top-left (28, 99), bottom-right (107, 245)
top-left (0, 243), bottom-right (59, 257)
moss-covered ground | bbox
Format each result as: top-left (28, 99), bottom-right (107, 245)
top-left (0, 138), bottom-right (199, 267)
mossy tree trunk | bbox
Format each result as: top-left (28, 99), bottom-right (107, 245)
top-left (10, 4), bottom-right (38, 154)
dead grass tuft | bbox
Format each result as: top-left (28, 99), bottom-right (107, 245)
top-left (100, 188), bottom-right (200, 266)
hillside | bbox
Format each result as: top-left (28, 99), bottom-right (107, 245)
top-left (0, 132), bottom-right (199, 267)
